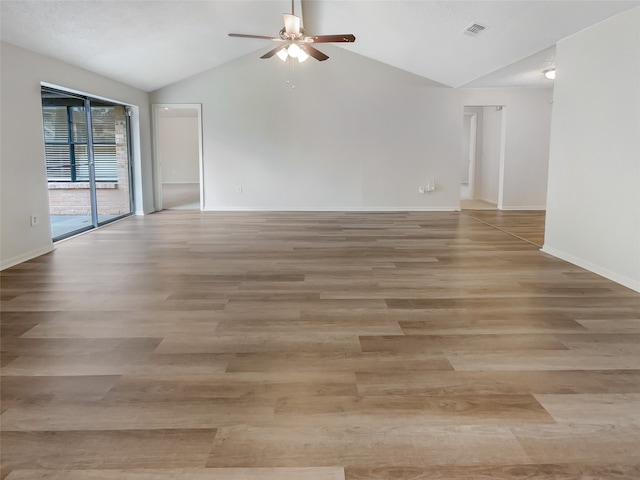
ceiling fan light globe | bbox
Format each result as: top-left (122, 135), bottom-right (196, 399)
top-left (276, 48), bottom-right (288, 62)
top-left (297, 49), bottom-right (309, 62)
top-left (287, 43), bottom-right (301, 58)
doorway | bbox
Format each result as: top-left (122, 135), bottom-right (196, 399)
top-left (460, 105), bottom-right (506, 210)
top-left (41, 87), bottom-right (133, 240)
top-left (152, 104), bottom-right (203, 211)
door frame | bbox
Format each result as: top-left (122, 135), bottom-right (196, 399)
top-left (463, 112), bottom-right (478, 200)
top-left (151, 103), bottom-right (204, 211)
top-left (496, 106), bottom-right (507, 210)
top-left (462, 105), bottom-right (507, 210)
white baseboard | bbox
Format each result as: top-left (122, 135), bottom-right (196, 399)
top-left (541, 245), bottom-right (640, 293)
top-left (500, 205), bottom-right (547, 211)
top-left (1, 245), bottom-right (55, 271)
top-left (202, 206), bottom-right (460, 212)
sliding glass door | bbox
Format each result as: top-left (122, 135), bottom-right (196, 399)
top-left (41, 87), bottom-right (133, 240)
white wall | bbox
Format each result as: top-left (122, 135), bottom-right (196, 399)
top-left (458, 89), bottom-right (553, 210)
top-left (158, 116), bottom-right (200, 183)
top-left (544, 7), bottom-right (640, 292)
top-left (0, 42), bottom-right (154, 270)
top-left (151, 46), bottom-right (461, 211)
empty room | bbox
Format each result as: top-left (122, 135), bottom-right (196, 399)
top-left (1, 1), bottom-right (639, 479)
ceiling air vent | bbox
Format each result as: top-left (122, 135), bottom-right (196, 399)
top-left (463, 23), bottom-right (488, 37)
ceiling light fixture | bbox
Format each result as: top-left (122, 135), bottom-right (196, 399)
top-left (544, 68), bottom-right (556, 80)
top-left (276, 47), bottom-right (288, 62)
top-left (287, 43), bottom-right (301, 58)
top-left (275, 43), bottom-right (309, 63)
top-left (228, 2), bottom-right (355, 63)
top-left (297, 48), bottom-right (309, 62)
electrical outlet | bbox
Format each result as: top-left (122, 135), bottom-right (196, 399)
top-left (30, 215), bottom-right (38, 226)
top-left (236, 185), bottom-right (242, 193)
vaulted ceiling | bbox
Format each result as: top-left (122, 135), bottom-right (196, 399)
top-left (1, 0), bottom-right (638, 92)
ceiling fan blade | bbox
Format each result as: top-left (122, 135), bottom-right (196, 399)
top-left (229, 33), bottom-right (281, 41)
top-left (306, 34), bottom-right (356, 43)
top-left (283, 14), bottom-right (301, 35)
top-left (260, 45), bottom-right (287, 59)
top-left (300, 44), bottom-right (329, 61)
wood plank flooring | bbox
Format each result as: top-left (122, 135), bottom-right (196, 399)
top-left (2, 210), bottom-right (640, 479)
top-left (463, 210), bottom-right (546, 247)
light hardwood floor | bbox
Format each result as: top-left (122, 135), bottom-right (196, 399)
top-left (162, 183), bottom-right (200, 210)
top-left (463, 210), bottom-right (546, 247)
top-left (1, 210), bottom-right (639, 479)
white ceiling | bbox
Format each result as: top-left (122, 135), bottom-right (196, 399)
top-left (1, 1), bottom-right (638, 92)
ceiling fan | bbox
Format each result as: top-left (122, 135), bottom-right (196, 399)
top-left (228, 1), bottom-right (355, 62)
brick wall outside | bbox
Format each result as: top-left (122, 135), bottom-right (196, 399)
top-left (48, 182), bottom-right (130, 215)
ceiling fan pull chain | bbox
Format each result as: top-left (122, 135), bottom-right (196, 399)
top-left (288, 56), bottom-right (296, 89)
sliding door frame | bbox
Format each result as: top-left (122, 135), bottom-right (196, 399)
top-left (41, 85), bottom-right (136, 240)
